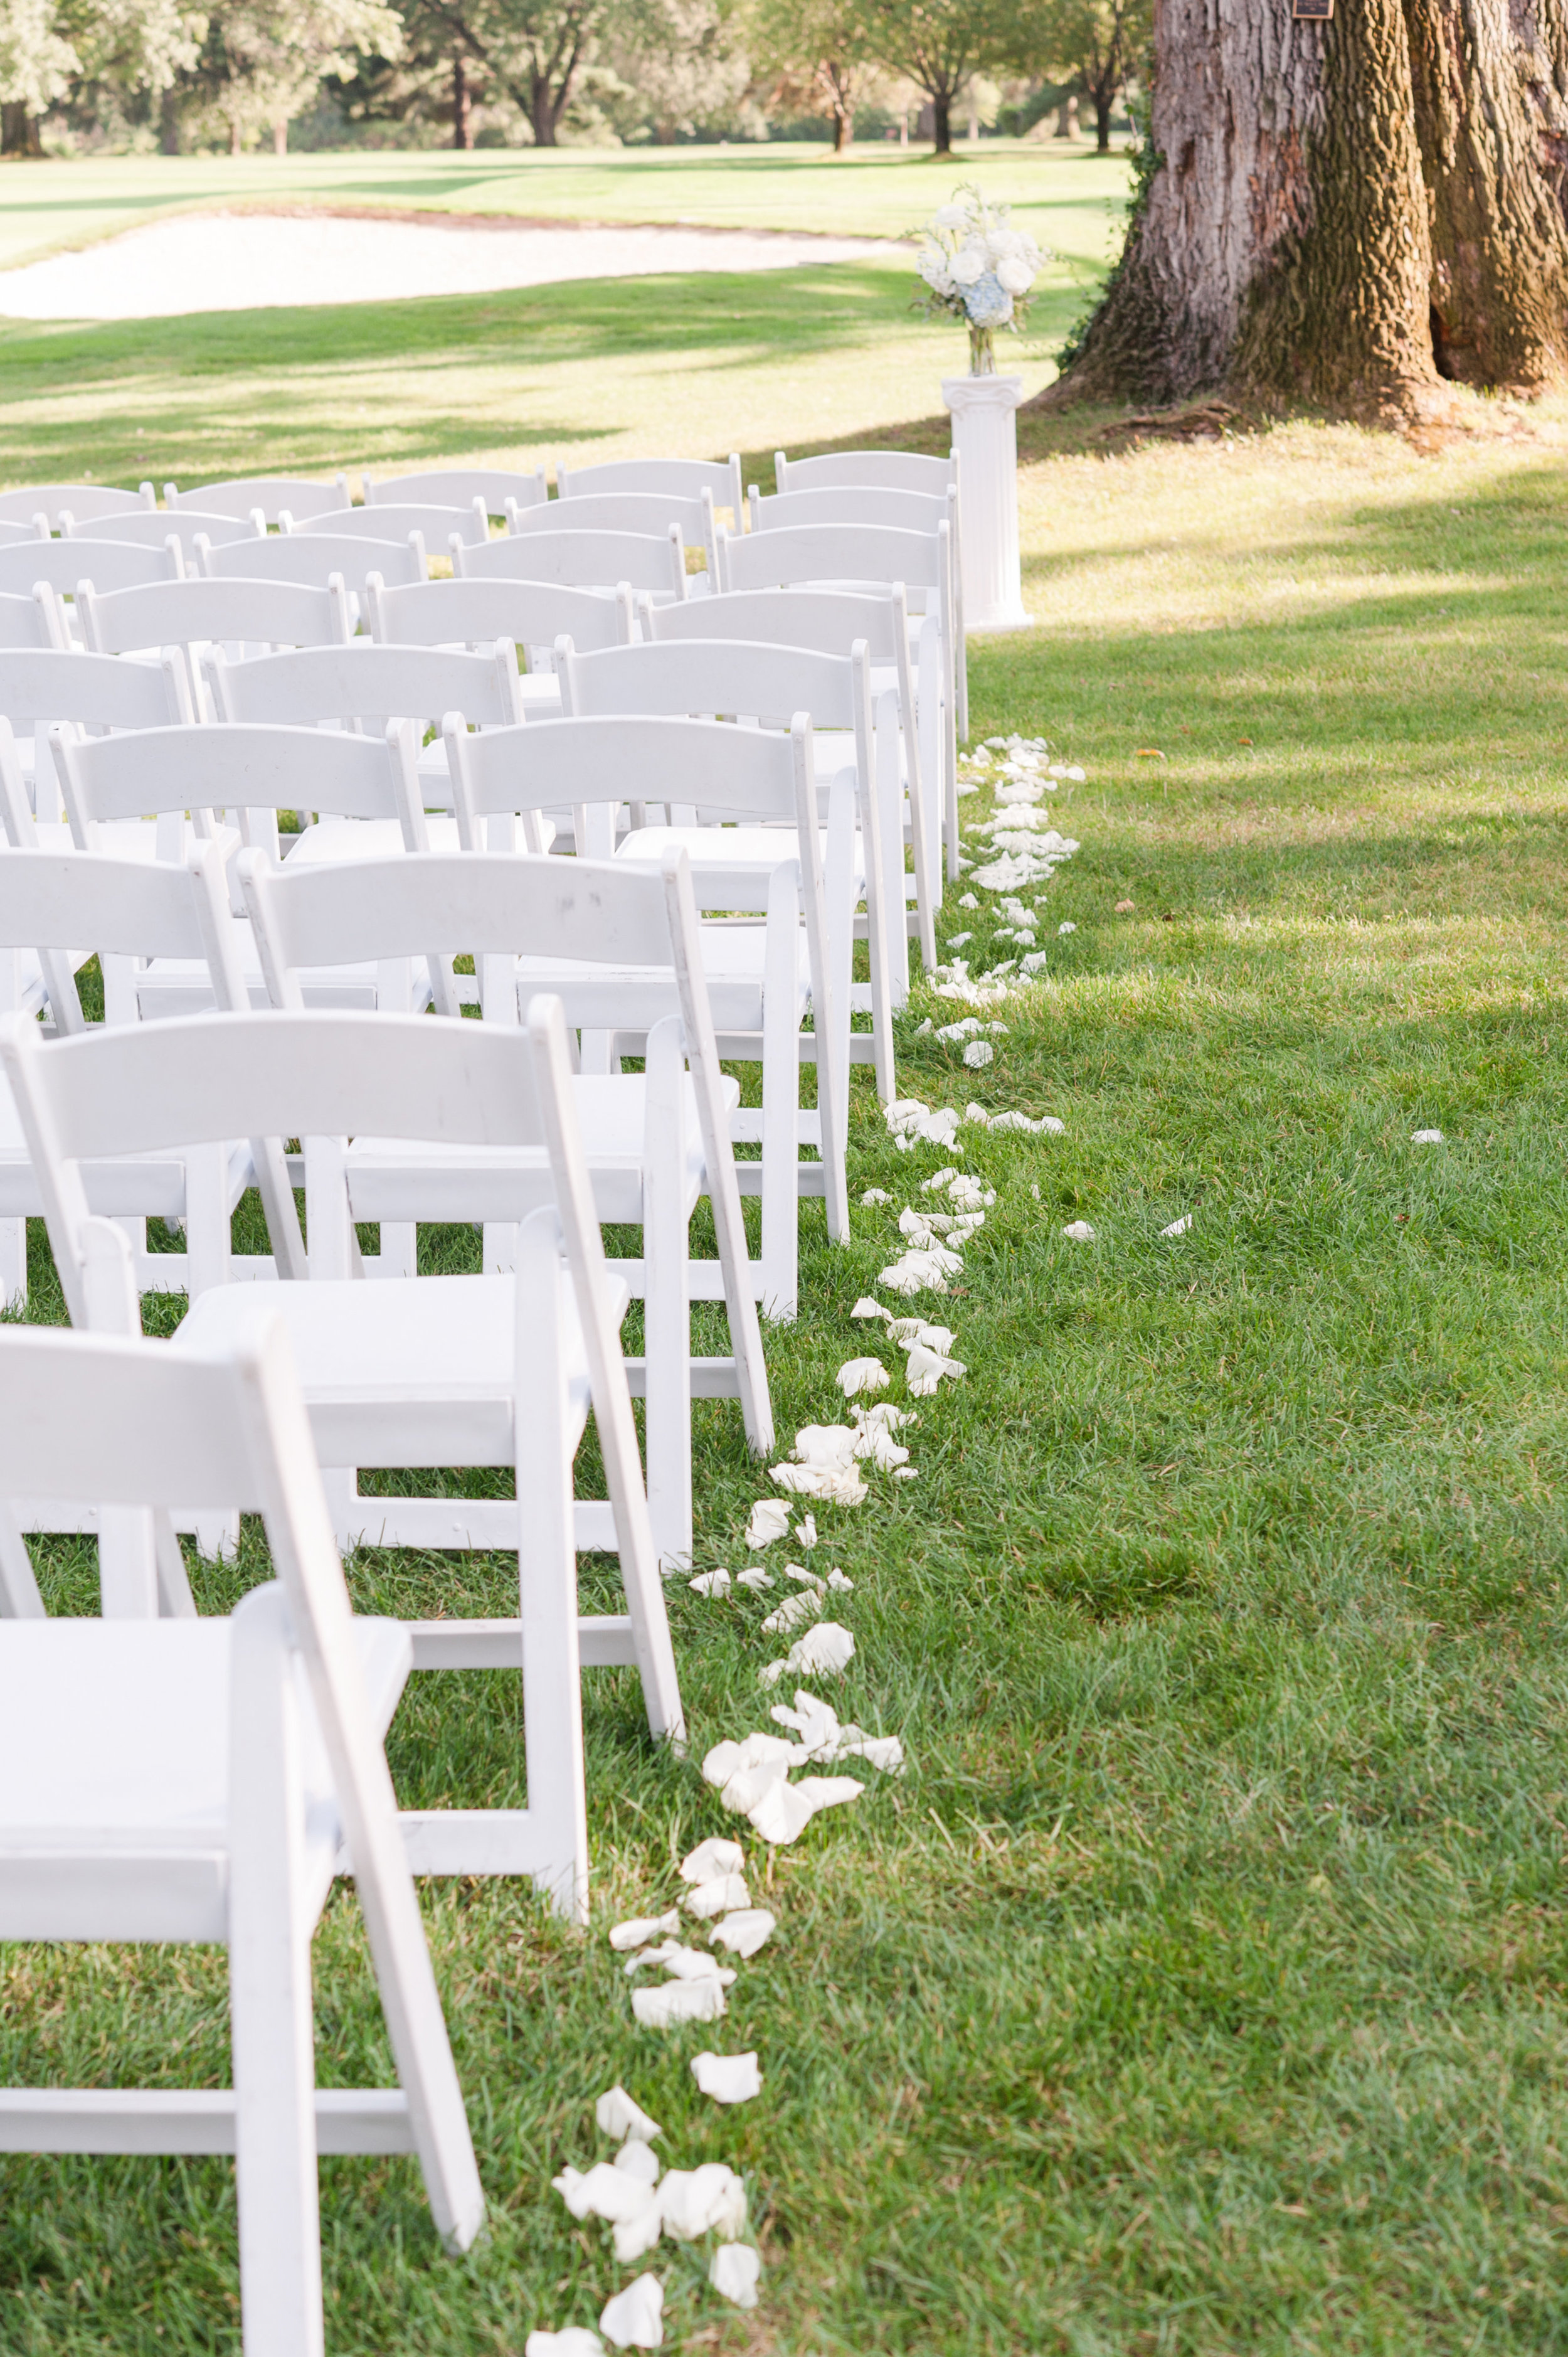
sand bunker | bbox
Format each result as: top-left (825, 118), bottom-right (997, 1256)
top-left (0, 208), bottom-right (904, 321)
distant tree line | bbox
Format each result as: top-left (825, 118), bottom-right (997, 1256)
top-left (0, 0), bottom-right (1147, 159)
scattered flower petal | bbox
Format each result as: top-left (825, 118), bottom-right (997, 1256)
top-left (632, 1978), bottom-right (726, 2030)
top-left (554, 2162), bottom-right (659, 2228)
top-left (795, 1513), bottom-right (818, 1549)
top-left (1411, 1129), bottom-right (1444, 1144)
top-left (710, 2244), bottom-right (761, 2309)
top-left (1061, 1220), bottom-right (1096, 1240)
top-left (826, 1566), bottom-right (854, 1590)
top-left (744, 1498), bottom-right (791, 1548)
top-left (709, 1907), bottom-right (776, 1958)
top-left (837, 1356), bottom-right (889, 1397)
top-left (623, 1942), bottom-right (734, 1986)
top-left (1115, 899), bottom-right (1135, 912)
top-left (687, 1568), bottom-right (731, 1599)
top-left (527, 2331), bottom-right (605, 2357)
top-left (596, 2086), bottom-right (663, 2143)
top-left (761, 1590), bottom-right (818, 1634)
top-left (613, 2197), bottom-right (665, 2266)
top-left (1057, 921), bottom-right (1076, 935)
top-left (958, 891), bottom-right (978, 908)
top-left (610, 1912), bottom-right (681, 1952)
top-left (614, 2140), bottom-right (662, 2185)
top-left (860, 1187), bottom-right (891, 1205)
top-left (852, 1296), bottom-right (893, 1322)
top-left (691, 2051), bottom-right (763, 2105)
top-left (680, 1838), bottom-right (745, 1884)
top-left (659, 2164), bottom-right (747, 2242)
top-left (600, 2274), bottom-right (664, 2350)
top-left (684, 1873), bottom-right (750, 1918)
top-left (1160, 1213), bottom-right (1193, 1237)
top-left (736, 1567), bottom-right (774, 1590)
top-left (906, 1339), bottom-right (968, 1395)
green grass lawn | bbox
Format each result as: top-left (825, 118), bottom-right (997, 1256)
top-left (8, 215), bottom-right (1568, 2351)
top-left (0, 142), bottom-right (1129, 271)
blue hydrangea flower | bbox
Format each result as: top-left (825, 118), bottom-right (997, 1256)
top-left (963, 272), bottom-right (1015, 328)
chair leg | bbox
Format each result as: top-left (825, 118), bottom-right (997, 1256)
top-left (516, 1212), bottom-right (591, 1918)
top-left (760, 927), bottom-right (799, 1321)
top-left (642, 1019), bottom-right (693, 1572)
top-left (228, 1583), bottom-right (327, 2357)
top-left (0, 1215), bottom-right (25, 1309)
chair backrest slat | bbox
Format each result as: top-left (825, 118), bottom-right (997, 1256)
top-left (294, 501), bottom-right (489, 548)
top-left (0, 538), bottom-right (182, 597)
top-left (453, 526), bottom-right (684, 599)
top-left (558, 454), bottom-right (741, 523)
top-left (364, 468), bottom-right (546, 516)
top-left (205, 642), bottom-right (523, 730)
top-left (57, 720), bottom-right (420, 833)
top-left (0, 483), bottom-right (154, 529)
top-left (642, 583), bottom-right (908, 664)
top-left (775, 449), bottom-right (956, 497)
top-left (718, 518), bottom-right (946, 595)
top-left (511, 490), bottom-right (711, 548)
top-left (199, 533), bottom-right (423, 594)
top-left (0, 646), bottom-right (191, 732)
top-left (166, 474), bottom-right (349, 522)
top-left (80, 575), bottom-right (352, 658)
top-left (749, 485), bottom-right (952, 535)
top-left (446, 711), bottom-right (799, 830)
top-left (64, 508), bottom-right (263, 558)
top-left (0, 587), bottom-right (66, 654)
top-left (365, 573), bottom-right (632, 654)
top-left (557, 634), bottom-right (861, 732)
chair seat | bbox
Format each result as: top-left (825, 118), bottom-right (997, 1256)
top-left (285, 816), bottom-right (462, 865)
top-left (0, 1614), bottom-right (411, 1944)
top-left (174, 1270), bottom-right (624, 1468)
top-left (618, 824), bottom-right (864, 898)
top-left (0, 1107), bottom-right (253, 1222)
top-left (341, 1073), bottom-right (735, 1226)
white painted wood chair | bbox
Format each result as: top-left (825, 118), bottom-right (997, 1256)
top-left (716, 515), bottom-right (962, 880)
top-left (290, 501), bottom-right (490, 556)
top-left (775, 447), bottom-right (957, 496)
top-left (511, 489), bottom-right (716, 577)
top-left (0, 1296), bottom-right (486, 2357)
top-left (0, 583), bottom-right (66, 651)
top-left (0, 536), bottom-right (183, 613)
top-left (364, 467), bottom-right (546, 516)
top-left (640, 582), bottom-right (940, 971)
top-left (554, 632), bottom-right (897, 1104)
top-left (452, 523), bottom-right (687, 602)
top-left (0, 482), bottom-right (154, 528)
top-left (0, 514), bottom-right (51, 544)
top-left (202, 640), bottom-right (526, 856)
top-left (0, 643), bottom-right (193, 831)
top-left (198, 528), bottom-right (424, 600)
top-left (446, 711), bottom-right (848, 1318)
top-left (558, 454), bottom-right (743, 529)
top-left (0, 838), bottom-right (298, 1317)
top-left (364, 570), bottom-right (633, 718)
top-left (0, 999), bottom-right (686, 1860)
top-left (166, 472), bottom-right (349, 522)
top-left (78, 575), bottom-right (354, 691)
top-left (238, 844), bottom-right (772, 1569)
top-left (63, 504), bottom-right (265, 560)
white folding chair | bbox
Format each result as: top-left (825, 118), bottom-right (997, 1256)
top-left (0, 643), bottom-right (193, 833)
top-left (0, 516), bottom-right (49, 545)
top-left (364, 571), bottom-right (633, 717)
top-left (198, 529), bottom-right (423, 600)
top-left (775, 447), bottom-right (957, 496)
top-left (0, 539), bottom-right (183, 626)
top-left (79, 575), bottom-right (354, 685)
top-left (63, 506), bottom-right (265, 561)
top-left (364, 467), bottom-right (546, 516)
top-left (203, 641), bottom-right (526, 857)
top-left (240, 845), bottom-right (772, 1569)
top-left (559, 453), bottom-right (742, 530)
top-left (555, 633), bottom-right (896, 1102)
top-left (639, 583), bottom-right (937, 972)
top-left (0, 1302), bottom-right (485, 2357)
top-left (0, 583), bottom-right (66, 651)
top-left (1, 1000), bottom-right (687, 1842)
top-left (290, 501), bottom-right (489, 556)
top-left (0, 482), bottom-right (154, 528)
top-left (447, 713), bottom-right (848, 1318)
top-left (718, 516), bottom-right (961, 881)
top-left (453, 523), bottom-right (687, 602)
top-left (512, 489), bottom-right (715, 577)
top-left (166, 472), bottom-right (349, 522)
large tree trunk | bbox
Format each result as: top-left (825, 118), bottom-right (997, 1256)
top-left (832, 106), bottom-right (853, 151)
top-left (1047, 0), bottom-right (1568, 422)
top-left (931, 89), bottom-right (951, 153)
top-left (1404, 0), bottom-right (1568, 388)
top-left (1, 106), bottom-right (41, 157)
top-left (1046, 0), bottom-right (1438, 420)
top-left (453, 51), bottom-right (473, 149)
top-left (159, 87), bottom-right (181, 155)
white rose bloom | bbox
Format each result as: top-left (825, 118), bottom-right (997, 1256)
top-left (933, 203), bottom-right (970, 232)
top-left (919, 248), bottom-right (956, 295)
top-left (986, 228), bottom-right (1023, 262)
top-left (949, 243), bottom-right (987, 285)
top-left (996, 255), bottom-right (1035, 295)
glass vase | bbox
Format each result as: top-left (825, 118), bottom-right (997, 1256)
top-left (968, 324), bottom-right (996, 376)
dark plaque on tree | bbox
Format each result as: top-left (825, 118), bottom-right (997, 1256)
top-left (1292, 0), bottom-right (1333, 14)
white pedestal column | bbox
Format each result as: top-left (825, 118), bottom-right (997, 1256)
top-left (941, 372), bottom-right (1032, 631)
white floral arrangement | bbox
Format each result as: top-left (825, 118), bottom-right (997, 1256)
top-left (910, 181), bottom-right (1047, 372)
top-left (914, 184), bottom-right (1046, 371)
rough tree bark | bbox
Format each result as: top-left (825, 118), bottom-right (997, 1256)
top-left (1047, 0), bottom-right (1568, 419)
top-left (1046, 0), bottom-right (1439, 420)
top-left (453, 50), bottom-right (473, 146)
top-left (0, 106), bottom-right (41, 157)
top-left (1404, 0), bottom-right (1568, 387)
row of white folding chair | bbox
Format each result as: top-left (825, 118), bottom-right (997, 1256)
top-left (1, 994), bottom-right (687, 1831)
top-left (81, 575), bottom-right (355, 698)
top-left (717, 514), bottom-right (961, 883)
top-left (639, 582), bottom-right (938, 975)
top-left (553, 632), bottom-right (896, 1109)
top-left (446, 710), bottom-right (848, 1318)
top-left (0, 584), bottom-right (65, 651)
top-left (453, 520), bottom-right (689, 601)
top-left (0, 481), bottom-right (156, 528)
top-left (0, 515), bottom-right (49, 545)
top-left (64, 503), bottom-right (266, 560)
top-left (0, 533), bottom-right (184, 614)
top-left (773, 440), bottom-right (970, 737)
top-left (41, 724), bottom-right (767, 1563)
top-left (364, 570), bottom-right (633, 715)
top-left (285, 498), bottom-right (490, 554)
top-left (0, 1302), bottom-right (485, 2356)
top-left (239, 843), bottom-right (771, 1570)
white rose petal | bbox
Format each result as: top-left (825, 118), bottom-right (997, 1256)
top-left (554, 2161), bottom-right (657, 2227)
top-left (736, 1567), bottom-right (774, 1590)
top-left (679, 1837), bottom-right (745, 1884)
top-left (610, 1912), bottom-right (681, 1952)
top-left (1061, 1220), bottom-right (1096, 1240)
top-left (527, 2331), bottom-right (605, 2357)
top-left (710, 2243), bottom-right (762, 2309)
top-left (687, 1568), bottom-right (731, 1599)
top-left (632, 1978), bottom-right (726, 2030)
top-left (614, 2139), bottom-right (662, 2185)
top-left (837, 1355), bottom-right (890, 1397)
top-left (963, 1040), bottom-right (994, 1069)
top-left (744, 1498), bottom-right (792, 1549)
top-left (613, 2194), bottom-right (665, 2265)
top-left (599, 2274), bottom-right (664, 2351)
top-left (595, 2085), bottom-right (663, 2143)
top-left (659, 2163), bottom-right (747, 2242)
top-left (1160, 1213), bottom-right (1193, 1237)
top-left (709, 1907), bottom-right (776, 1958)
top-left (761, 1589), bottom-right (818, 1635)
top-left (1411, 1128), bottom-right (1444, 1143)
top-left (691, 2050), bottom-right (763, 2105)
top-left (685, 1872), bottom-right (750, 1918)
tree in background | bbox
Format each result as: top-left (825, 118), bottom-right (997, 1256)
top-left (1048, 0), bottom-right (1568, 423)
top-left (1010, 0), bottom-right (1145, 152)
top-left (388, 0), bottom-right (609, 145)
top-left (174, 0), bottom-right (400, 151)
top-left (600, 0), bottom-right (750, 143)
top-left (748, 0), bottom-right (879, 151)
top-left (0, 0), bottom-right (80, 151)
top-left (859, 0), bottom-right (1004, 156)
